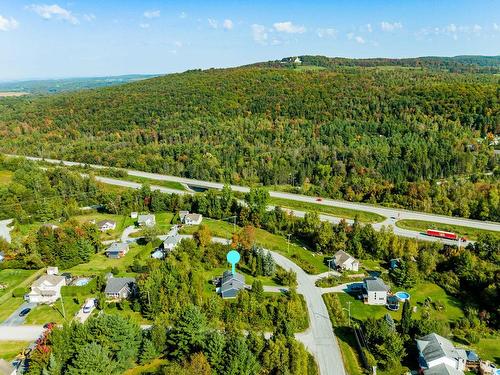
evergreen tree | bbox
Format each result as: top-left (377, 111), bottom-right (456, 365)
top-left (168, 305), bottom-right (207, 360)
top-left (401, 300), bottom-right (412, 335)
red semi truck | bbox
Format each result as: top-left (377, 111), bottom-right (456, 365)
top-left (426, 229), bottom-right (467, 242)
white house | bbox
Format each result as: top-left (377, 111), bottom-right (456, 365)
top-left (97, 220), bottom-right (116, 232)
top-left (138, 214), bottom-right (156, 227)
top-left (184, 213), bottom-right (203, 225)
top-left (362, 277), bottom-right (389, 305)
top-left (416, 333), bottom-right (467, 375)
top-left (333, 250), bottom-right (359, 272)
top-left (131, 212), bottom-right (138, 219)
top-left (26, 273), bottom-right (66, 304)
top-left (46, 266), bottom-right (59, 276)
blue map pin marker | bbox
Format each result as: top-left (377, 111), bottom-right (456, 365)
top-left (226, 250), bottom-right (241, 275)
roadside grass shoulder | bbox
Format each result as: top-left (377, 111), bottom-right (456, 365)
top-left (269, 197), bottom-right (385, 223)
top-left (396, 219), bottom-right (500, 241)
top-left (0, 341), bottom-right (30, 361)
top-left (179, 218), bottom-right (328, 274)
top-left (124, 175), bottom-right (185, 191)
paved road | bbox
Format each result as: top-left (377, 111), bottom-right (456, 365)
top-left (1, 302), bottom-right (37, 326)
top-left (12, 155), bottom-right (499, 243)
top-left (0, 219), bottom-right (14, 243)
top-left (210, 237), bottom-right (345, 375)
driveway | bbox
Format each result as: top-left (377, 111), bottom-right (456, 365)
top-left (74, 298), bottom-right (96, 323)
top-left (1, 302), bottom-right (37, 326)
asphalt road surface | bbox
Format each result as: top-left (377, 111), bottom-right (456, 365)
top-left (1, 302), bottom-right (37, 326)
top-left (211, 237), bottom-right (346, 375)
top-left (18, 155), bottom-right (500, 226)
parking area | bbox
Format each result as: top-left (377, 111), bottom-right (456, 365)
top-left (1, 302), bottom-right (37, 326)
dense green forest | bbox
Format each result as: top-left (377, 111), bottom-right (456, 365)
top-left (0, 58), bottom-right (498, 220)
top-left (253, 54), bottom-right (500, 73)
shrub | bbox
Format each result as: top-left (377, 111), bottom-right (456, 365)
top-left (12, 287), bottom-right (29, 297)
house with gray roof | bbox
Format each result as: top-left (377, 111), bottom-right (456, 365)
top-left (105, 242), bottom-right (129, 259)
top-left (333, 250), bottom-right (359, 272)
top-left (162, 232), bottom-right (181, 252)
top-left (416, 333), bottom-right (467, 375)
top-left (217, 271), bottom-right (245, 299)
top-left (104, 276), bottom-right (137, 300)
top-left (137, 214), bottom-right (155, 227)
top-left (362, 277), bottom-right (389, 305)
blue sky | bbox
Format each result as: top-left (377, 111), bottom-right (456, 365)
top-left (0, 0), bottom-right (499, 80)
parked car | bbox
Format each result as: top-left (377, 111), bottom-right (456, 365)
top-left (19, 308), bottom-right (31, 317)
top-left (43, 322), bottom-right (56, 329)
top-left (82, 299), bottom-right (95, 314)
top-left (316, 198), bottom-right (323, 202)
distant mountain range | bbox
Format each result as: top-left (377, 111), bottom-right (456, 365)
top-left (0, 74), bottom-right (159, 94)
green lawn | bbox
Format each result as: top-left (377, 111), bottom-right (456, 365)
top-left (269, 197), bottom-right (385, 223)
top-left (67, 243), bottom-right (152, 276)
top-left (0, 170), bottom-right (13, 186)
top-left (396, 219), bottom-right (500, 241)
top-left (24, 295), bottom-right (84, 324)
top-left (0, 269), bottom-right (36, 298)
top-left (0, 297), bottom-right (24, 322)
top-left (72, 213), bottom-right (135, 241)
top-left (0, 341), bottom-right (30, 361)
top-left (180, 218), bottom-right (328, 274)
top-left (336, 281), bottom-right (464, 323)
top-left (470, 336), bottom-right (500, 363)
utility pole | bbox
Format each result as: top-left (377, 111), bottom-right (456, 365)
top-left (327, 259), bottom-right (334, 274)
top-left (343, 301), bottom-right (352, 327)
top-left (60, 294), bottom-right (66, 320)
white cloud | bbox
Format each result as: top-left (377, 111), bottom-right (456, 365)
top-left (472, 24), bottom-right (482, 33)
top-left (0, 15), bottom-right (19, 31)
top-left (355, 36), bottom-right (365, 44)
top-left (273, 21), bottom-right (306, 34)
top-left (139, 23), bottom-right (150, 29)
top-left (143, 10), bottom-right (160, 19)
top-left (361, 23), bottom-right (372, 33)
top-left (381, 21), bottom-right (403, 32)
top-left (223, 19), bottom-right (233, 30)
top-left (317, 27), bottom-right (337, 38)
top-left (208, 18), bottom-right (218, 29)
top-left (174, 40), bottom-right (183, 47)
top-left (251, 24), bottom-right (268, 44)
top-left (347, 32), bottom-right (365, 44)
top-left (416, 23), bottom-right (485, 40)
top-left (179, 12), bottom-right (187, 19)
top-left (27, 4), bottom-right (79, 24)
top-left (83, 13), bottom-right (96, 22)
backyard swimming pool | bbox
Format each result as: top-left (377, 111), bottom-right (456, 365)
top-left (73, 277), bottom-right (91, 286)
top-left (395, 291), bottom-right (410, 301)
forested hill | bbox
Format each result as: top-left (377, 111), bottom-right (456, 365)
top-left (251, 55), bottom-right (500, 73)
top-left (0, 64), bottom-right (498, 220)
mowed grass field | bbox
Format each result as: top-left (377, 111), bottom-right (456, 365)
top-left (396, 219), bottom-right (500, 241)
top-left (0, 341), bottom-right (30, 360)
top-left (269, 197), bottom-right (385, 223)
top-left (0, 269), bottom-right (36, 298)
top-left (180, 217), bottom-right (328, 274)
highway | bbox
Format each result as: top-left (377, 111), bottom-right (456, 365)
top-left (8, 154), bottom-right (500, 244)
